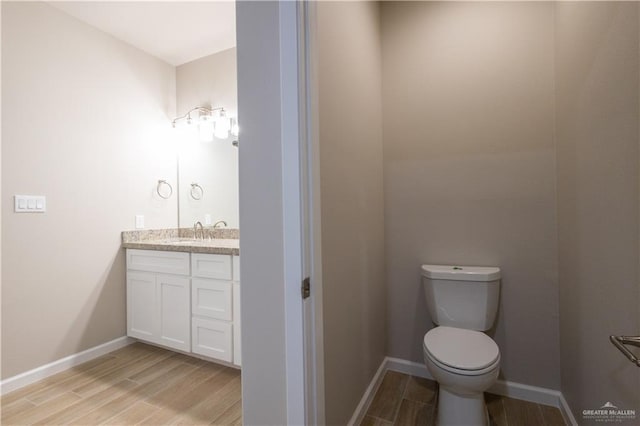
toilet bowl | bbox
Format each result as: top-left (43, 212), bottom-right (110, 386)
top-left (423, 326), bottom-right (500, 426)
top-left (421, 265), bottom-right (501, 426)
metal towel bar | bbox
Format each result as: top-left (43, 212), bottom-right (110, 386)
top-left (156, 180), bottom-right (173, 199)
top-left (610, 335), bottom-right (640, 367)
top-left (190, 183), bottom-right (204, 200)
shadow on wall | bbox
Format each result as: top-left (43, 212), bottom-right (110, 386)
top-left (54, 249), bottom-right (127, 361)
top-left (109, 36), bottom-right (176, 122)
top-left (409, 272), bottom-right (429, 363)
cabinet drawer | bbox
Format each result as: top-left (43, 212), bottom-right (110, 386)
top-left (191, 254), bottom-right (232, 280)
top-left (192, 278), bottom-right (232, 321)
top-left (127, 249), bottom-right (190, 276)
top-left (191, 317), bottom-right (232, 362)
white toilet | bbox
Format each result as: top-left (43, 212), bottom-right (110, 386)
top-left (421, 264), bottom-right (501, 426)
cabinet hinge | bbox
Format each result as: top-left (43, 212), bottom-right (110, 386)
top-left (302, 277), bottom-right (311, 299)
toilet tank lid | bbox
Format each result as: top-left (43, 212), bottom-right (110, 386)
top-left (421, 265), bottom-right (500, 281)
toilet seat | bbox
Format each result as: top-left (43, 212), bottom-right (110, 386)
top-left (425, 350), bottom-right (500, 376)
top-left (423, 326), bottom-right (500, 376)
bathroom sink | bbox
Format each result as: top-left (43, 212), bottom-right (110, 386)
top-left (160, 238), bottom-right (239, 248)
top-left (166, 240), bottom-right (200, 245)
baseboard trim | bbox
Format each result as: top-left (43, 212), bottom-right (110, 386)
top-left (350, 357), bottom-right (579, 426)
top-left (559, 392), bottom-right (579, 426)
top-left (1, 336), bottom-right (133, 395)
top-left (386, 356), bottom-right (435, 380)
top-left (347, 357), bottom-right (388, 426)
top-left (387, 357), bottom-right (563, 407)
top-left (489, 380), bottom-right (560, 408)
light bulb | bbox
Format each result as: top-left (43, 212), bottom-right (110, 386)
top-left (198, 120), bottom-right (214, 142)
top-left (214, 110), bottom-right (231, 139)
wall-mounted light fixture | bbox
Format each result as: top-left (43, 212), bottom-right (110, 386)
top-left (172, 106), bottom-right (239, 144)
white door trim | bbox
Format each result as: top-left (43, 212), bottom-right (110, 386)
top-left (236, 1), bottom-right (322, 423)
top-left (280, 1), bottom-right (306, 424)
top-left (299, 1), bottom-right (325, 425)
top-left (301, 1), bottom-right (326, 424)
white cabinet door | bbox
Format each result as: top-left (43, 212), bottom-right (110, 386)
top-left (192, 317), bottom-right (233, 362)
top-left (127, 271), bottom-right (158, 342)
top-left (233, 281), bottom-right (241, 366)
top-left (157, 274), bottom-right (191, 352)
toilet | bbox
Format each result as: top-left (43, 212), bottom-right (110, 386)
top-left (421, 265), bottom-right (501, 426)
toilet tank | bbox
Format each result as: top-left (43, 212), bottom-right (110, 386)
top-left (422, 265), bottom-right (501, 331)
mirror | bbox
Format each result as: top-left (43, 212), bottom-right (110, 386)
top-left (174, 48), bottom-right (239, 229)
top-left (177, 134), bottom-right (239, 229)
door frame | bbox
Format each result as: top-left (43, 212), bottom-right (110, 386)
top-left (299, 1), bottom-right (325, 425)
top-left (236, 1), bottom-right (324, 424)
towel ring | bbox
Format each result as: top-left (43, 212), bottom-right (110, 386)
top-left (190, 183), bottom-right (204, 200)
top-left (157, 180), bottom-right (173, 199)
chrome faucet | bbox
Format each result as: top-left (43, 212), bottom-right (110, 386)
top-left (193, 221), bottom-right (204, 240)
top-left (213, 220), bottom-right (227, 229)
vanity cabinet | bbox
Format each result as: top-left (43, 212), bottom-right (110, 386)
top-left (126, 249), bottom-right (241, 367)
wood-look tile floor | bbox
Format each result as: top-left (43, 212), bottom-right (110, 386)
top-left (1, 342), bottom-right (242, 425)
top-left (361, 371), bottom-right (566, 426)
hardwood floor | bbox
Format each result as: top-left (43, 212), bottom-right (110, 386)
top-left (1, 343), bottom-right (242, 425)
top-left (361, 371), bottom-right (566, 426)
top-left (2, 344), bottom-right (567, 426)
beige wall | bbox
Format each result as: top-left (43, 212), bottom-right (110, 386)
top-left (176, 48), bottom-right (239, 229)
top-left (318, 2), bottom-right (386, 424)
top-left (381, 1), bottom-right (561, 389)
top-left (1, 2), bottom-right (176, 378)
top-left (555, 2), bottom-right (640, 420)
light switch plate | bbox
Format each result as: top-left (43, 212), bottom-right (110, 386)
top-left (204, 214), bottom-right (212, 225)
top-left (135, 215), bottom-right (145, 229)
top-left (14, 195), bottom-right (46, 213)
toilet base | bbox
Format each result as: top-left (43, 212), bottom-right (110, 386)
top-left (436, 387), bottom-right (488, 426)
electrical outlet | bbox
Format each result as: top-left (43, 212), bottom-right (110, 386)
top-left (135, 215), bottom-right (145, 229)
top-left (204, 214), bottom-right (212, 225)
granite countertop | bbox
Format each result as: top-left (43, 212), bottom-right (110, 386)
top-left (122, 228), bottom-right (240, 256)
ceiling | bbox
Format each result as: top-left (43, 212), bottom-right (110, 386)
top-left (50, 1), bottom-right (236, 66)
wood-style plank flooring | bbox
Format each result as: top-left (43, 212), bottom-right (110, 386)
top-left (361, 371), bottom-right (566, 426)
top-left (1, 342), bottom-right (241, 425)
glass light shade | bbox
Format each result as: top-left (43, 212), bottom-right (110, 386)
top-left (214, 110), bottom-right (231, 139)
top-left (198, 120), bottom-right (214, 142)
top-left (231, 119), bottom-right (239, 137)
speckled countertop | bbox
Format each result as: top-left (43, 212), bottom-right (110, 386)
top-left (122, 228), bottom-right (240, 255)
